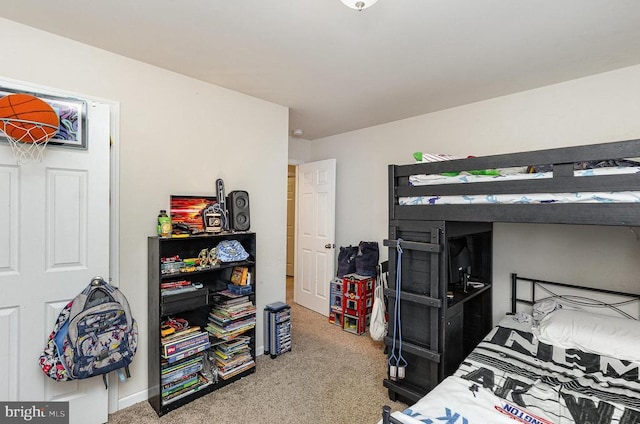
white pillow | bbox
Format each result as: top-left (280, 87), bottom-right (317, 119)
top-left (534, 309), bottom-right (640, 361)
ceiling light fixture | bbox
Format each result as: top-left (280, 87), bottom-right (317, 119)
top-left (341, 0), bottom-right (378, 11)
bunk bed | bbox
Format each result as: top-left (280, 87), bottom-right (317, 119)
top-left (389, 138), bottom-right (640, 226)
top-left (381, 274), bottom-right (640, 424)
top-left (382, 139), bottom-right (640, 422)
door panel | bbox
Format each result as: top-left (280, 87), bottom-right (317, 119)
top-left (294, 159), bottom-right (336, 315)
top-left (0, 306), bottom-right (19, 400)
top-left (46, 169), bottom-right (88, 269)
top-left (0, 165), bottom-right (18, 274)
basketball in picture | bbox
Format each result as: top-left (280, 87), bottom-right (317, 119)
top-left (0, 93), bottom-right (59, 143)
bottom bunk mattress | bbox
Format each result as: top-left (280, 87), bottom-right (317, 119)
top-left (384, 316), bottom-right (640, 424)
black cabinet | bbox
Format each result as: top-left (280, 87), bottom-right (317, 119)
top-left (383, 221), bottom-right (492, 404)
top-left (148, 233), bottom-right (257, 416)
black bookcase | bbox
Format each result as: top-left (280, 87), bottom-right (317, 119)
top-left (147, 232), bottom-right (257, 416)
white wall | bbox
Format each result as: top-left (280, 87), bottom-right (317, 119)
top-left (288, 136), bottom-right (311, 163)
top-left (311, 64), bottom-right (640, 323)
top-left (0, 18), bottom-right (288, 408)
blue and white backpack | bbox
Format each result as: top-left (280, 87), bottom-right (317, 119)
top-left (39, 277), bottom-right (138, 387)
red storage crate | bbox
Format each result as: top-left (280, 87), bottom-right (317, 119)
top-left (341, 274), bottom-right (374, 335)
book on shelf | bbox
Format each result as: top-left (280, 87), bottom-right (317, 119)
top-left (215, 352), bottom-right (253, 373)
top-left (162, 374), bottom-right (212, 405)
top-left (161, 356), bottom-right (204, 384)
top-left (162, 331), bottom-right (210, 357)
top-left (162, 342), bottom-right (211, 363)
top-left (161, 353), bottom-right (203, 371)
top-left (216, 335), bottom-right (251, 353)
top-left (219, 294), bottom-right (251, 305)
top-left (206, 317), bottom-right (255, 341)
top-left (209, 297), bottom-right (256, 322)
top-left (230, 266), bottom-right (249, 286)
top-left (160, 326), bottom-right (202, 344)
top-left (161, 285), bottom-right (200, 296)
top-left (213, 337), bottom-right (251, 361)
top-left (218, 289), bottom-right (251, 299)
top-left (217, 360), bottom-right (255, 380)
top-left (162, 373), bottom-right (199, 396)
top-left (211, 298), bottom-right (254, 311)
top-left (160, 279), bottom-right (191, 290)
top-left (213, 347), bottom-right (249, 362)
top-left (163, 378), bottom-right (201, 399)
top-left (209, 307), bottom-right (256, 326)
top-left (214, 336), bottom-right (255, 379)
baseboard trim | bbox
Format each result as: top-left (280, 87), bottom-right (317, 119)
top-left (117, 389), bottom-right (148, 412)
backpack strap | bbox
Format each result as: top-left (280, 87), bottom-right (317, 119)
top-left (100, 366), bottom-right (130, 389)
top-left (39, 301), bottom-right (75, 381)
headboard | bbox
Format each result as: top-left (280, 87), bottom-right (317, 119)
top-left (510, 273), bottom-right (640, 319)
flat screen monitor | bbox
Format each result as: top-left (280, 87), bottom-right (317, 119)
top-left (448, 236), bottom-right (472, 284)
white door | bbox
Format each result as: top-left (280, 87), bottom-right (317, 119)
top-left (0, 101), bottom-right (111, 424)
top-left (294, 159), bottom-right (336, 316)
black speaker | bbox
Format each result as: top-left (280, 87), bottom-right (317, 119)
top-left (227, 190), bottom-right (250, 231)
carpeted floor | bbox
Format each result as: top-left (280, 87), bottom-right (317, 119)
top-left (108, 278), bottom-right (406, 423)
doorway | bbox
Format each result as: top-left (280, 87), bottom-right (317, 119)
top-left (286, 164), bottom-right (296, 277)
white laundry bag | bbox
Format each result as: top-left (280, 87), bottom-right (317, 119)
top-left (370, 279), bottom-right (387, 341)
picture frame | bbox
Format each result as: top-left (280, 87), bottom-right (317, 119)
top-left (0, 86), bottom-right (88, 149)
top-left (170, 195), bottom-right (218, 235)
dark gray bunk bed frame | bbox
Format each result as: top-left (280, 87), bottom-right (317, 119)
top-left (391, 138), bottom-right (640, 226)
top-left (382, 139), bottom-right (640, 421)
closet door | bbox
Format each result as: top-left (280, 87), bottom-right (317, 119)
top-left (0, 102), bottom-right (111, 424)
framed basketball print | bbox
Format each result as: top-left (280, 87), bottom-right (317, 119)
top-left (0, 85), bottom-right (88, 149)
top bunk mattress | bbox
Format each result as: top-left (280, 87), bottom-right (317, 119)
top-left (389, 140), bottom-right (640, 224)
top-left (408, 164), bottom-right (640, 186)
top-left (394, 141), bottom-right (640, 208)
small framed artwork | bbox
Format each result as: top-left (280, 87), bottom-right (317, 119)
top-left (170, 195), bottom-right (218, 235)
top-left (0, 86), bottom-right (88, 149)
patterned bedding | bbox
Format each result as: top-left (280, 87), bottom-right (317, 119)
top-left (399, 191), bottom-right (640, 206)
top-left (401, 166), bottom-right (640, 206)
top-left (384, 316), bottom-right (640, 424)
top-left (408, 166), bottom-right (640, 186)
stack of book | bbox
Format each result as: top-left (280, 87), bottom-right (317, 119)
top-left (161, 327), bottom-right (211, 363)
top-left (160, 353), bottom-right (211, 404)
top-left (212, 336), bottom-right (255, 380)
top-left (160, 327), bottom-right (212, 405)
top-left (206, 295), bottom-right (256, 341)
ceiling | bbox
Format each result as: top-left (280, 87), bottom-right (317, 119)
top-left (3, 1), bottom-right (640, 140)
